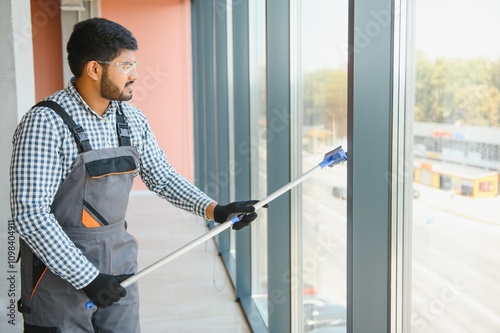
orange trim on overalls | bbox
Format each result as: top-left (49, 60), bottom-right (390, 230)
top-left (30, 267), bottom-right (48, 301)
top-left (90, 169), bottom-right (136, 179)
top-left (82, 209), bottom-right (101, 228)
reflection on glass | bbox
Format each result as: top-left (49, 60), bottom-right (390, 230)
top-left (411, 1), bottom-right (500, 332)
top-left (250, 0), bottom-right (269, 322)
top-left (300, 1), bottom-right (348, 332)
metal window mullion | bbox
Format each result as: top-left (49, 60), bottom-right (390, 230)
top-left (289, 0), bottom-right (303, 331)
top-left (231, 3), bottom-right (261, 330)
top-left (391, 2), bottom-right (416, 330)
top-left (214, 0), bottom-right (231, 259)
top-left (266, 0), bottom-right (292, 332)
top-left (203, 0), bottom-right (216, 200)
top-left (248, 0), bottom-right (261, 306)
top-left (400, 1), bottom-right (417, 331)
top-left (390, 0), bottom-right (406, 328)
top-left (227, 0), bottom-right (236, 203)
top-left (347, 0), bottom-right (395, 332)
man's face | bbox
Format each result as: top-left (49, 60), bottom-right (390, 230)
top-left (100, 50), bottom-right (137, 101)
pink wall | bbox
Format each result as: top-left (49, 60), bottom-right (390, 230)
top-left (31, 0), bottom-right (64, 102)
top-left (101, 0), bottom-right (195, 189)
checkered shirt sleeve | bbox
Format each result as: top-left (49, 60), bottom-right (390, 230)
top-left (10, 82), bottom-right (214, 290)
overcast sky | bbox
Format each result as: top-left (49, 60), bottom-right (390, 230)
top-left (300, 0), bottom-right (500, 71)
top-left (415, 0), bottom-right (500, 60)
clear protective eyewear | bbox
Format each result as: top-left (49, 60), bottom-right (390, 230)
top-left (97, 60), bottom-right (137, 75)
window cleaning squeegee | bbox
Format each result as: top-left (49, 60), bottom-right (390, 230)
top-left (86, 146), bottom-right (347, 308)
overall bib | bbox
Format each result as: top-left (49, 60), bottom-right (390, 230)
top-left (19, 101), bottom-right (141, 333)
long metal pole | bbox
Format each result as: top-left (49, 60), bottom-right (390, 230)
top-left (121, 164), bottom-right (323, 288)
top-left (120, 146), bottom-right (347, 288)
top-left (121, 222), bottom-right (232, 288)
top-left (84, 147), bottom-right (346, 309)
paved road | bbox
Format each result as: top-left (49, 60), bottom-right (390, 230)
top-left (411, 184), bottom-right (500, 333)
top-left (300, 153), bottom-right (500, 332)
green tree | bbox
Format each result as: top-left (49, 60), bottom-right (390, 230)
top-left (415, 53), bottom-right (500, 127)
top-left (454, 85), bottom-right (500, 127)
top-left (303, 69), bottom-right (348, 139)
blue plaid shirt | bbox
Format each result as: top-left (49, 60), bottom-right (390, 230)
top-left (10, 79), bottom-right (214, 289)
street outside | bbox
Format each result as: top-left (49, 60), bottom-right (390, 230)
top-left (300, 153), bottom-right (500, 332)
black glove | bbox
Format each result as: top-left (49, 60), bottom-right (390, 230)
top-left (83, 273), bottom-right (132, 308)
top-left (214, 200), bottom-right (260, 230)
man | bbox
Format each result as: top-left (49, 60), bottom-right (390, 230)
top-left (10, 17), bottom-right (258, 333)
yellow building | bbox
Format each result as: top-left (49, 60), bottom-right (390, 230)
top-left (414, 160), bottom-right (498, 198)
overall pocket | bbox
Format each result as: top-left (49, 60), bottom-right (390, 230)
top-left (64, 221), bottom-right (138, 275)
top-left (83, 155), bottom-right (137, 227)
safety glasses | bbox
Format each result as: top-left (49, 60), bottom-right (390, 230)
top-left (97, 60), bottom-right (137, 75)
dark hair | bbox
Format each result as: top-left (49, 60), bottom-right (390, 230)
top-left (66, 18), bottom-right (138, 77)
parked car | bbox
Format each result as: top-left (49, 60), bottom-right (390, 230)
top-left (332, 186), bottom-right (347, 200)
top-left (304, 297), bottom-right (346, 331)
top-left (303, 283), bottom-right (317, 296)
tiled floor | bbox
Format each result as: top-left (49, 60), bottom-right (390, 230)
top-left (126, 192), bottom-right (251, 333)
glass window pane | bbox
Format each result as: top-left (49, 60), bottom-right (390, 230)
top-left (411, 1), bottom-right (500, 332)
top-left (249, 0), bottom-right (268, 323)
top-left (299, 1), bottom-right (348, 332)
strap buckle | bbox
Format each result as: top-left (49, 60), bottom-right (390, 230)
top-left (117, 123), bottom-right (130, 138)
top-left (72, 126), bottom-right (89, 142)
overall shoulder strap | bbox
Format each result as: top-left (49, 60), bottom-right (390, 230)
top-left (116, 103), bottom-right (131, 147)
top-left (35, 100), bottom-right (93, 153)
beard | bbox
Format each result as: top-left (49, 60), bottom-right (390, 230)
top-left (100, 69), bottom-right (133, 101)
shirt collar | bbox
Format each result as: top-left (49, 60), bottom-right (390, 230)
top-left (66, 78), bottom-right (119, 119)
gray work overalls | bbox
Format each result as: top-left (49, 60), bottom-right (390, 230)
top-left (18, 101), bottom-right (140, 333)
